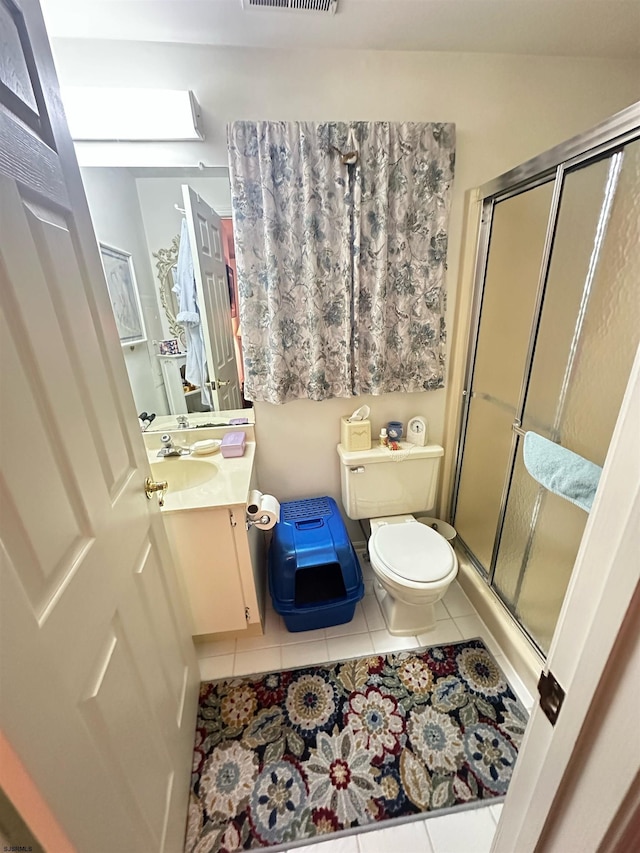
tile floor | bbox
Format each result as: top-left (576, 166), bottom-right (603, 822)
top-left (196, 553), bottom-right (535, 853)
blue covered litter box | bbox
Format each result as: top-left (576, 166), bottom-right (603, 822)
top-left (268, 496), bottom-right (364, 632)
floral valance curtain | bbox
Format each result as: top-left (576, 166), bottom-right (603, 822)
top-left (228, 121), bottom-right (455, 404)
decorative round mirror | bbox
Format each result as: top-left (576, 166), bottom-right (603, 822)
top-left (153, 235), bottom-right (186, 349)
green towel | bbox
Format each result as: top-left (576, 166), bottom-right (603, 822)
top-left (523, 432), bottom-right (602, 513)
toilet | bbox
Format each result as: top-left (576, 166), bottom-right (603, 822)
top-left (337, 443), bottom-right (458, 636)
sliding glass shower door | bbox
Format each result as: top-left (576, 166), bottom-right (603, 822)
top-left (452, 126), bottom-right (640, 656)
top-left (454, 182), bottom-right (554, 573)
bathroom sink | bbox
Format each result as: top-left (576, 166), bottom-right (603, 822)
top-left (150, 459), bottom-right (218, 493)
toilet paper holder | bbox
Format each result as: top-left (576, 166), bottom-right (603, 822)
top-left (245, 490), bottom-right (280, 531)
top-left (246, 512), bottom-right (272, 530)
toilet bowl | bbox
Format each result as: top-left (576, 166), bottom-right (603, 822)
top-left (368, 515), bottom-right (458, 636)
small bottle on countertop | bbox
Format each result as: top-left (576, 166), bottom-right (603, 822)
top-left (379, 427), bottom-right (388, 447)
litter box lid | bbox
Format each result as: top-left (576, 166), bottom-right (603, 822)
top-left (371, 522), bottom-right (454, 583)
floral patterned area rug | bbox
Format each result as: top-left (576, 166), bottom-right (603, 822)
top-left (187, 639), bottom-right (528, 853)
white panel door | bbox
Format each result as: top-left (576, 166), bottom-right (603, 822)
top-left (182, 184), bottom-right (242, 411)
top-left (0, 2), bottom-right (199, 851)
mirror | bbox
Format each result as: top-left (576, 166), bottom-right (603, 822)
top-left (154, 235), bottom-right (186, 350)
top-left (80, 166), bottom-right (247, 420)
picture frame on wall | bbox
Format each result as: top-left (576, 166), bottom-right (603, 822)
top-left (99, 243), bottom-right (147, 346)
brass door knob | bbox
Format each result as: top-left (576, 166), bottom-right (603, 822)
top-left (145, 477), bottom-right (168, 506)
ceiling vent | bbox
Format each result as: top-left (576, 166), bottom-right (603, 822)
top-left (242, 0), bottom-right (338, 13)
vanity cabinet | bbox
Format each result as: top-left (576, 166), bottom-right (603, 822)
top-left (162, 504), bottom-right (262, 636)
top-left (144, 417), bottom-right (266, 638)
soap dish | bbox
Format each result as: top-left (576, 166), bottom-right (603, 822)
top-left (190, 439), bottom-right (221, 456)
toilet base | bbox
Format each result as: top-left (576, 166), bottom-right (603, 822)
top-left (374, 582), bottom-right (436, 636)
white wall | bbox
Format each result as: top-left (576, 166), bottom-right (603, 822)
top-left (56, 41), bottom-right (639, 536)
top-left (80, 167), bottom-right (169, 416)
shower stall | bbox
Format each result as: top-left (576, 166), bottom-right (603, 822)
top-left (451, 104), bottom-right (640, 657)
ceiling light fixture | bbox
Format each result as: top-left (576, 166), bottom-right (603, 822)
top-left (61, 88), bottom-right (205, 141)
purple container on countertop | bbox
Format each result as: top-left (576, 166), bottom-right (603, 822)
top-left (221, 430), bottom-right (246, 458)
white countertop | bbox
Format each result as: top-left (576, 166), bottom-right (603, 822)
top-left (148, 441), bottom-right (255, 513)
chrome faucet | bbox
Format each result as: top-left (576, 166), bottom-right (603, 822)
top-left (157, 433), bottom-right (189, 458)
top-left (176, 415), bottom-right (189, 429)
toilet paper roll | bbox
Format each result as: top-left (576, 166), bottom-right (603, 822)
top-left (254, 494), bottom-right (280, 530)
top-left (246, 489), bottom-right (263, 517)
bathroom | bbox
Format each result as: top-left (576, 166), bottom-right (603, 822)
top-left (1, 1), bottom-right (639, 852)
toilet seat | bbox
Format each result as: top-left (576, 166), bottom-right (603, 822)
top-left (369, 522), bottom-right (454, 584)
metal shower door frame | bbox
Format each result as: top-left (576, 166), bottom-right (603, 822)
top-left (449, 102), bottom-right (640, 639)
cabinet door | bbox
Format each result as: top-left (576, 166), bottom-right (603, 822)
top-left (164, 507), bottom-right (247, 635)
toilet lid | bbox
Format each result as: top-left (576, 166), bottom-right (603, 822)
top-left (372, 523), bottom-right (454, 583)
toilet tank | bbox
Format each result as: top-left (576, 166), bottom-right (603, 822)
top-left (337, 443), bottom-right (444, 520)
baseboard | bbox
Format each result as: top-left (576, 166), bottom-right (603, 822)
top-left (193, 621), bottom-right (263, 644)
